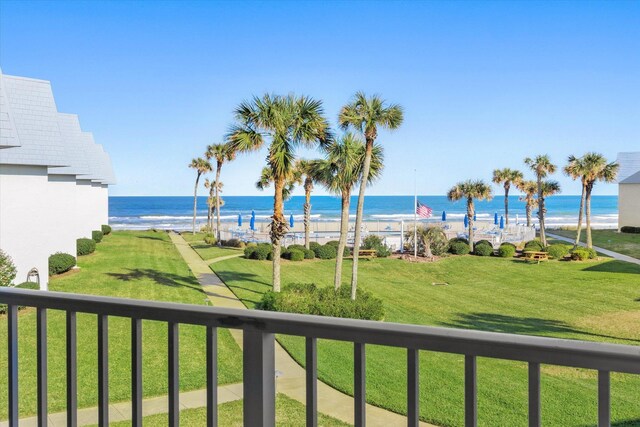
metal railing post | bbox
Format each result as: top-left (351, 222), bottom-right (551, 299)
top-left (354, 342), bottom-right (366, 427)
top-left (206, 326), bottom-right (218, 427)
top-left (306, 337), bottom-right (318, 427)
top-left (465, 355), bottom-right (477, 427)
top-left (37, 308), bottom-right (47, 427)
top-left (407, 348), bottom-right (419, 427)
top-left (98, 314), bottom-right (109, 427)
top-left (66, 311), bottom-right (78, 427)
top-left (8, 305), bottom-right (18, 427)
top-left (243, 328), bottom-right (275, 427)
top-left (598, 370), bottom-right (610, 427)
top-left (528, 362), bottom-right (541, 427)
top-left (168, 322), bottom-right (179, 427)
top-left (131, 318), bottom-right (142, 427)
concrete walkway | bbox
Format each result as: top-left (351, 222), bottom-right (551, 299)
top-left (546, 232), bottom-right (640, 266)
top-left (170, 232), bottom-right (435, 427)
top-left (204, 252), bottom-right (243, 265)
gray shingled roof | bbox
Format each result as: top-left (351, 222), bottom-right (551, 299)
top-left (616, 152), bottom-right (640, 183)
top-left (0, 69), bottom-right (115, 185)
top-left (620, 170), bottom-right (640, 185)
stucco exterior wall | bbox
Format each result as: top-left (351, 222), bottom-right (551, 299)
top-left (0, 165), bottom-right (52, 288)
top-left (619, 184), bottom-right (640, 228)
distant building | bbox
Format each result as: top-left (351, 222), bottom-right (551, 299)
top-left (0, 68), bottom-right (115, 288)
top-left (616, 152), bottom-right (640, 229)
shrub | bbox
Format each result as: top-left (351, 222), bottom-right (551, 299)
top-left (204, 234), bottom-right (217, 245)
top-left (326, 240), bottom-right (340, 247)
top-left (257, 283), bottom-right (384, 321)
top-left (428, 230), bottom-right (449, 256)
top-left (248, 243), bottom-right (273, 260)
top-left (76, 238), bottom-right (96, 256)
top-left (571, 248), bottom-right (590, 261)
top-left (586, 248), bottom-right (597, 259)
top-left (476, 239), bottom-right (493, 248)
top-left (309, 242), bottom-right (321, 251)
top-left (474, 243), bottom-right (493, 256)
top-left (244, 246), bottom-right (257, 258)
top-left (547, 244), bottom-right (570, 260)
top-left (497, 244), bottom-right (516, 258)
top-left (101, 224), bottom-right (112, 235)
top-left (303, 249), bottom-right (315, 260)
top-left (246, 242), bottom-right (258, 248)
top-left (0, 249), bottom-right (17, 287)
top-left (621, 226), bottom-right (640, 234)
top-left (362, 234), bottom-right (391, 257)
top-left (449, 237), bottom-right (469, 245)
top-left (92, 230), bottom-right (104, 243)
top-left (524, 239), bottom-right (545, 252)
top-left (49, 253), bottom-right (76, 275)
top-left (223, 238), bottom-right (244, 248)
top-left (313, 244), bottom-right (337, 260)
top-left (287, 249), bottom-right (305, 261)
top-left (449, 241), bottom-right (470, 255)
top-left (287, 244), bottom-right (307, 252)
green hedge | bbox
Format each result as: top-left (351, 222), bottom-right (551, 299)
top-left (313, 244), bottom-right (337, 259)
top-left (258, 283), bottom-right (384, 320)
top-left (101, 224), bottom-right (112, 235)
top-left (221, 238), bottom-right (244, 248)
top-left (571, 248), bottom-right (590, 261)
top-left (282, 248), bottom-right (305, 261)
top-left (474, 243), bottom-right (493, 256)
top-left (325, 240), bottom-right (340, 247)
top-left (49, 253), bottom-right (76, 275)
top-left (621, 226), bottom-right (640, 233)
top-left (497, 244), bottom-right (516, 258)
top-left (76, 238), bottom-right (96, 256)
top-left (449, 240), bottom-right (470, 255)
top-left (245, 243), bottom-right (272, 260)
top-left (309, 242), bottom-right (321, 251)
top-left (288, 245), bottom-right (315, 259)
top-left (363, 235), bottom-right (391, 257)
top-left (92, 230), bottom-right (104, 243)
top-left (204, 233), bottom-right (217, 245)
top-left (547, 244), bottom-right (570, 259)
top-left (524, 239), bottom-right (545, 252)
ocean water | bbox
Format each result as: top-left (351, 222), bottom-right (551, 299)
top-left (109, 195), bottom-right (618, 230)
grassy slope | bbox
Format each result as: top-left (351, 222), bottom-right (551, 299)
top-left (96, 394), bottom-right (349, 427)
top-left (0, 231), bottom-right (243, 420)
top-left (212, 255), bottom-right (640, 426)
top-left (549, 229), bottom-right (640, 259)
top-left (181, 232), bottom-right (244, 260)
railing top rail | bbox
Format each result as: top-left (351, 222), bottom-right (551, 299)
top-left (2, 288), bottom-right (639, 374)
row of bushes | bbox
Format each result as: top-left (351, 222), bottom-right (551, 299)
top-left (524, 239), bottom-right (597, 261)
top-left (49, 253), bottom-right (76, 275)
top-left (258, 282), bottom-right (384, 320)
top-left (621, 226), bottom-right (640, 234)
top-left (244, 242), bottom-right (348, 261)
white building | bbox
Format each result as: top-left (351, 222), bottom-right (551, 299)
top-left (0, 68), bottom-right (115, 289)
top-left (616, 152), bottom-right (640, 229)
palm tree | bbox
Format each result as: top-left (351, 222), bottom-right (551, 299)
top-left (564, 155), bottom-right (588, 247)
top-left (228, 94), bottom-right (332, 292)
top-left (206, 143), bottom-right (237, 242)
top-left (188, 157), bottom-right (212, 235)
top-left (524, 155), bottom-right (556, 246)
top-left (296, 159), bottom-right (324, 249)
top-left (540, 181), bottom-right (561, 227)
top-left (492, 168), bottom-right (523, 225)
top-left (255, 166), bottom-right (299, 201)
top-left (204, 178), bottom-right (214, 231)
top-left (447, 180), bottom-right (493, 252)
top-left (339, 92), bottom-right (403, 299)
top-left (579, 153), bottom-right (618, 248)
top-left (516, 180), bottom-right (538, 227)
top-left (316, 133), bottom-right (383, 290)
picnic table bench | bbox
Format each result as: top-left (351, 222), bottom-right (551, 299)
top-left (347, 249), bottom-right (377, 260)
top-left (523, 250), bottom-right (549, 264)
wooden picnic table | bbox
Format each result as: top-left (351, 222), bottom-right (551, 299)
top-left (523, 250), bottom-right (549, 264)
top-left (347, 249), bottom-right (377, 260)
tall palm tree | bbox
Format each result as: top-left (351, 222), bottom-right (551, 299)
top-left (447, 180), bottom-right (493, 252)
top-left (188, 157), bottom-right (212, 235)
top-left (580, 153), bottom-right (618, 248)
top-left (540, 181), bottom-right (561, 228)
top-left (516, 180), bottom-right (538, 227)
top-left (204, 178), bottom-right (214, 231)
top-left (296, 159), bottom-right (324, 249)
top-left (339, 92), bottom-right (403, 299)
top-left (564, 155), bottom-right (588, 247)
top-left (524, 155), bottom-right (556, 246)
top-left (228, 94), bottom-right (332, 292)
top-left (316, 133), bottom-right (383, 290)
top-left (255, 166), bottom-right (299, 201)
top-left (206, 143), bottom-right (237, 242)
top-left (492, 168), bottom-right (523, 225)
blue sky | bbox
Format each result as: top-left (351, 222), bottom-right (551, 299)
top-left (1, 0), bottom-right (638, 196)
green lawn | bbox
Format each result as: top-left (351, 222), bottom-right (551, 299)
top-left (94, 394), bottom-right (348, 426)
top-left (212, 255), bottom-right (640, 426)
top-left (0, 231), bottom-right (243, 421)
top-left (549, 229), bottom-right (640, 259)
top-left (181, 231), bottom-right (244, 261)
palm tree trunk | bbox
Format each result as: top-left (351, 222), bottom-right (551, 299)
top-left (537, 178), bottom-right (547, 246)
top-left (192, 173), bottom-right (201, 235)
top-left (334, 189), bottom-right (351, 290)
top-left (526, 200), bottom-right (532, 227)
top-left (304, 178), bottom-right (312, 250)
top-left (351, 140), bottom-right (373, 300)
top-left (468, 198), bottom-right (474, 252)
top-left (585, 183), bottom-right (593, 249)
top-left (271, 178), bottom-right (287, 292)
top-left (504, 185), bottom-right (510, 225)
top-left (215, 162), bottom-right (222, 242)
top-left (574, 183), bottom-right (586, 248)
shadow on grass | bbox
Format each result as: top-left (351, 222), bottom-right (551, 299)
top-left (439, 312), bottom-right (640, 344)
top-left (212, 270), bottom-right (271, 307)
top-left (581, 260), bottom-right (640, 274)
top-left (136, 235), bottom-right (167, 242)
top-left (107, 268), bottom-right (200, 289)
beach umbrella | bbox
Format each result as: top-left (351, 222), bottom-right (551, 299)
top-left (442, 211), bottom-right (446, 221)
top-left (289, 213), bottom-right (294, 228)
top-left (237, 214), bottom-right (242, 227)
top-left (500, 216), bottom-right (504, 229)
top-left (494, 212), bottom-right (498, 225)
top-left (464, 214), bottom-right (468, 228)
top-left (473, 212), bottom-right (477, 221)
top-left (250, 210), bottom-right (255, 231)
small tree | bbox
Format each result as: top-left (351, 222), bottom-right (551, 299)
top-left (524, 155), bottom-right (557, 246)
top-left (492, 168), bottom-right (523, 225)
top-left (188, 157), bottom-right (212, 235)
top-left (447, 180), bottom-right (493, 252)
top-left (516, 180), bottom-right (538, 227)
top-left (0, 249), bottom-right (17, 287)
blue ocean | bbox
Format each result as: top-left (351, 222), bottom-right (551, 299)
top-left (109, 195), bottom-right (618, 230)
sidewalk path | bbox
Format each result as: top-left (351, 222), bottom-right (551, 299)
top-left (170, 232), bottom-right (435, 427)
top-left (546, 232), bottom-right (640, 266)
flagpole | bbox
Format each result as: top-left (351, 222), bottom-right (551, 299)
top-left (414, 169), bottom-right (417, 257)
